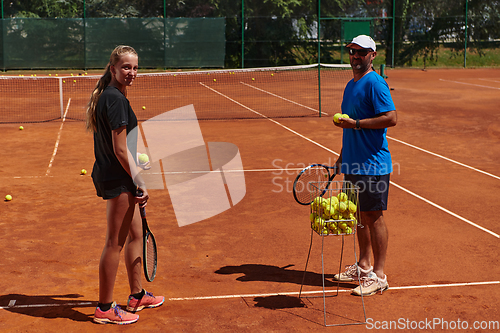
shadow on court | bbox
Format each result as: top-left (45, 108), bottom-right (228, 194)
top-left (0, 293), bottom-right (95, 322)
top-left (214, 263), bottom-right (355, 289)
top-left (253, 295), bottom-right (306, 309)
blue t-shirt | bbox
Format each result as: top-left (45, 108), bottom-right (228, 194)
top-left (340, 71), bottom-right (395, 175)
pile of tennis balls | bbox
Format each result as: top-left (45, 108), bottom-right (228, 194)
top-left (310, 192), bottom-right (357, 235)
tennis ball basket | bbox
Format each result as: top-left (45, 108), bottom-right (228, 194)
top-left (309, 181), bottom-right (361, 236)
top-left (299, 180), bottom-right (367, 327)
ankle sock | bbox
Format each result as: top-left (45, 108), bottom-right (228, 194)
top-left (130, 289), bottom-right (145, 300)
top-left (98, 302), bottom-right (113, 312)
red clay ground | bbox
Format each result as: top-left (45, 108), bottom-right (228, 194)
top-left (0, 68), bottom-right (499, 332)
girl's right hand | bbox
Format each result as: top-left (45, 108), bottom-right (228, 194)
top-left (136, 187), bottom-right (149, 208)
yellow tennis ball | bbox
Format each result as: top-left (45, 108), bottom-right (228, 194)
top-left (337, 192), bottom-right (348, 202)
top-left (81, 169), bottom-right (87, 175)
top-left (333, 113), bottom-right (342, 123)
top-left (5, 194), bottom-right (12, 201)
top-left (138, 154), bottom-right (149, 164)
top-left (309, 212), bottom-right (317, 223)
top-left (348, 201), bottom-right (357, 213)
top-left (142, 106), bottom-right (146, 110)
top-left (342, 114), bottom-right (350, 119)
top-left (252, 78), bottom-right (255, 81)
top-left (338, 201), bottom-right (347, 213)
top-left (213, 78), bottom-right (216, 82)
top-left (19, 126), bottom-right (24, 130)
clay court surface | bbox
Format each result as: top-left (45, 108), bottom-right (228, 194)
top-left (1, 68), bottom-right (499, 332)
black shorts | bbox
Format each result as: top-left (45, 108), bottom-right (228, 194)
top-left (93, 177), bottom-right (136, 200)
top-left (344, 174), bottom-right (390, 211)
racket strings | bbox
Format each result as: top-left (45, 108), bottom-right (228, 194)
top-left (145, 234), bottom-right (156, 278)
top-left (294, 166), bottom-right (330, 203)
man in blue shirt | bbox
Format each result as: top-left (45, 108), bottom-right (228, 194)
top-left (333, 35), bottom-right (397, 296)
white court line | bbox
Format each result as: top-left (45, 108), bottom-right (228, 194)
top-left (201, 84), bottom-right (499, 238)
top-left (200, 82), bottom-right (339, 157)
top-left (439, 79), bottom-right (500, 90)
top-left (0, 301), bottom-right (93, 310)
top-left (479, 78), bottom-right (500, 84)
top-left (1, 282), bottom-right (497, 308)
top-left (45, 98), bottom-right (71, 176)
top-left (387, 136), bottom-right (500, 181)
top-left (390, 182), bottom-right (499, 238)
top-left (142, 167), bottom-right (303, 175)
top-left (169, 281), bottom-right (500, 301)
top-left (240, 82), bottom-right (326, 115)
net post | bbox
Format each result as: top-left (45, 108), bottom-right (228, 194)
top-left (58, 77), bottom-right (64, 119)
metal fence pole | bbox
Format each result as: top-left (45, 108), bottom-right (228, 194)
top-left (164, 0), bottom-right (167, 69)
top-left (464, 0), bottom-right (468, 68)
top-left (318, 0), bottom-right (322, 117)
top-left (392, 0), bottom-right (395, 68)
top-left (241, 0), bottom-right (244, 68)
top-left (83, 0), bottom-right (86, 70)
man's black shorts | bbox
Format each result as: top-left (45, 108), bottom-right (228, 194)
top-left (344, 174), bottom-right (390, 211)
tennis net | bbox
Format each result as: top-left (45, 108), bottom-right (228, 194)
top-left (0, 64), bottom-right (352, 123)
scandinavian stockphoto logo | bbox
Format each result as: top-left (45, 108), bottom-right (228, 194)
top-left (128, 105), bottom-right (246, 227)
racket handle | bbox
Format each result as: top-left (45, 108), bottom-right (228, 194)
top-left (136, 189), bottom-right (147, 218)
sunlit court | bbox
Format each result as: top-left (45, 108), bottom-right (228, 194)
top-left (1, 65), bottom-right (499, 331)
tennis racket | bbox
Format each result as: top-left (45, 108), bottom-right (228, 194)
top-left (292, 164), bottom-right (338, 205)
top-left (137, 190), bottom-right (157, 282)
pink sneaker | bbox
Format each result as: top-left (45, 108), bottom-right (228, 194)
top-left (126, 290), bottom-right (165, 312)
top-left (93, 302), bottom-right (139, 325)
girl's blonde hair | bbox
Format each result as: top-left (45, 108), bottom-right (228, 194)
top-left (85, 45), bottom-right (138, 132)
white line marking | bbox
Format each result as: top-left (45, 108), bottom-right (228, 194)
top-left (142, 167), bottom-right (304, 176)
top-left (240, 81), bottom-right (326, 115)
top-left (390, 181), bottom-right (499, 238)
top-left (479, 78), bottom-right (500, 84)
top-left (200, 83), bottom-right (339, 157)
top-left (169, 281), bottom-right (500, 301)
top-left (202, 84), bottom-right (499, 238)
top-left (0, 301), bottom-right (93, 310)
top-left (46, 98), bottom-right (71, 176)
top-left (387, 136), bottom-right (500, 180)
top-left (439, 79), bottom-right (500, 90)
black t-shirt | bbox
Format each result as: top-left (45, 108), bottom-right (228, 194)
top-left (91, 86), bottom-right (138, 183)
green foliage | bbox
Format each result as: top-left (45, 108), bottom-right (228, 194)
top-left (2, 0), bottom-right (500, 68)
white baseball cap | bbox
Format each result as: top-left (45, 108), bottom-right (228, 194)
top-left (347, 35), bottom-right (376, 51)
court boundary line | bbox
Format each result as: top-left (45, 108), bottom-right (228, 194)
top-left (1, 281), bottom-right (497, 309)
top-left (201, 82), bottom-right (340, 156)
top-left (45, 98), bottom-right (71, 176)
top-left (239, 81), bottom-right (326, 115)
top-left (388, 136), bottom-right (500, 181)
top-left (390, 182), bottom-right (499, 238)
top-left (439, 79), bottom-right (500, 90)
top-left (168, 281), bottom-right (500, 301)
top-left (201, 84), bottom-right (499, 239)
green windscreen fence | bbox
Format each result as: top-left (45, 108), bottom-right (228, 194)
top-left (0, 17), bottom-right (225, 69)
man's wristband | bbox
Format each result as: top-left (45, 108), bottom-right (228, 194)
top-left (355, 119), bottom-right (361, 130)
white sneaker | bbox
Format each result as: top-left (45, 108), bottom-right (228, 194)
top-left (352, 272), bottom-right (389, 296)
top-left (333, 263), bottom-right (373, 282)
